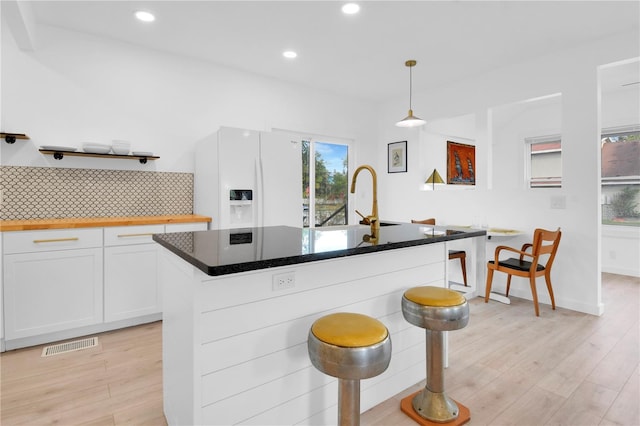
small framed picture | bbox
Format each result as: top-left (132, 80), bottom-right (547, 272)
top-left (388, 141), bottom-right (407, 173)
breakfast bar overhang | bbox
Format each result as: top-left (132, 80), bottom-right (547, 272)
top-left (153, 223), bottom-right (486, 425)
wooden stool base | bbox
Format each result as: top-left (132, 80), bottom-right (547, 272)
top-left (400, 391), bottom-right (470, 426)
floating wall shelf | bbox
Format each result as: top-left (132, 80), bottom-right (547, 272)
top-left (39, 149), bottom-right (159, 164)
top-left (1, 132), bottom-right (29, 144)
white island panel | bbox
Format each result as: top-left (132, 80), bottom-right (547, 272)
top-left (160, 242), bottom-right (446, 425)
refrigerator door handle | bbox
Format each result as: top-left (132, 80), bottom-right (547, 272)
top-left (256, 157), bottom-right (264, 228)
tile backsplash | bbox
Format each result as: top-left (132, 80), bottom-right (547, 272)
top-left (0, 166), bottom-right (193, 220)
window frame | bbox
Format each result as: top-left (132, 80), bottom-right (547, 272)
top-left (600, 125), bottom-right (640, 227)
top-left (525, 134), bottom-right (562, 188)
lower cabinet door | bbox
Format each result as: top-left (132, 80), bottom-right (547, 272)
top-left (4, 248), bottom-right (104, 340)
top-left (104, 244), bottom-right (161, 322)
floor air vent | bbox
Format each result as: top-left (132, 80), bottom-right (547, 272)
top-left (41, 337), bottom-right (98, 357)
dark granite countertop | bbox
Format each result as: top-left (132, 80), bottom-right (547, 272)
top-left (152, 222), bottom-right (486, 276)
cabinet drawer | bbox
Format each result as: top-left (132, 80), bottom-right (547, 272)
top-left (104, 225), bottom-right (165, 246)
top-left (3, 228), bottom-right (103, 254)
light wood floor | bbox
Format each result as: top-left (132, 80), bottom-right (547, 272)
top-left (1, 273), bottom-right (638, 425)
top-left (362, 273), bottom-right (640, 426)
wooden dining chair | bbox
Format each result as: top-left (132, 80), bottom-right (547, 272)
top-left (411, 219), bottom-right (468, 286)
top-left (485, 227), bottom-right (562, 316)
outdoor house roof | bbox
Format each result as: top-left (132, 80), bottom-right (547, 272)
top-left (602, 140), bottom-right (640, 178)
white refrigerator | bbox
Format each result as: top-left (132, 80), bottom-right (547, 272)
top-left (194, 127), bottom-right (303, 230)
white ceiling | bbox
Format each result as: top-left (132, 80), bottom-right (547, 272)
top-left (14, 1), bottom-right (640, 101)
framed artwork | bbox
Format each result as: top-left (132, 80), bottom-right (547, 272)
top-left (447, 141), bottom-right (476, 185)
top-left (388, 141), bottom-right (407, 173)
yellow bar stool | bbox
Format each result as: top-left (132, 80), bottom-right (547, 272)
top-left (400, 286), bottom-right (470, 425)
top-left (308, 312), bottom-right (392, 426)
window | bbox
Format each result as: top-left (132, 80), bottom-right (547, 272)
top-left (526, 135), bottom-right (562, 188)
top-left (302, 140), bottom-right (350, 227)
top-left (601, 126), bottom-right (640, 226)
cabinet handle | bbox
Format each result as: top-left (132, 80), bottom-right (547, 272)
top-left (33, 237), bottom-right (79, 243)
top-left (116, 233), bottom-right (156, 238)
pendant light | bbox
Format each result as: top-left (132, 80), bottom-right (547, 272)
top-left (396, 60), bottom-right (426, 128)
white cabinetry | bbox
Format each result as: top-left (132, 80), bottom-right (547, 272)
top-left (1, 220), bottom-right (208, 350)
top-left (0, 233), bottom-right (4, 350)
top-left (3, 229), bottom-right (103, 340)
top-left (103, 222), bottom-right (208, 322)
top-left (104, 225), bottom-right (164, 322)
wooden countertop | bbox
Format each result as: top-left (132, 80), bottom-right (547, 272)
top-left (0, 215), bottom-right (212, 232)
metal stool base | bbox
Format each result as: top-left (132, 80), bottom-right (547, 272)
top-left (412, 388), bottom-right (459, 423)
top-left (339, 378), bottom-right (360, 426)
top-left (401, 391), bottom-right (470, 426)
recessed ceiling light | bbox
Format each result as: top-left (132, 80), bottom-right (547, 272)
top-left (342, 3), bottom-right (360, 15)
top-left (283, 51), bottom-right (297, 59)
top-left (135, 10), bottom-right (155, 22)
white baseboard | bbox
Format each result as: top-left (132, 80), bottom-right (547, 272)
top-left (3, 313), bottom-right (161, 351)
top-left (492, 287), bottom-right (604, 316)
top-left (602, 265), bottom-right (640, 278)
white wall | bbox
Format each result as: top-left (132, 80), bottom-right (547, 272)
top-left (601, 80), bottom-right (640, 128)
top-left (0, 24), bottom-right (378, 173)
top-left (376, 31), bottom-right (639, 315)
top-left (602, 226), bottom-right (640, 276)
top-left (1, 19), bottom-right (638, 317)
top-left (491, 94), bottom-right (562, 191)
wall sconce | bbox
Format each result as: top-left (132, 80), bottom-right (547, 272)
top-left (424, 168), bottom-right (444, 191)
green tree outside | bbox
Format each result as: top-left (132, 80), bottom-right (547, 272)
top-left (302, 141), bottom-right (349, 226)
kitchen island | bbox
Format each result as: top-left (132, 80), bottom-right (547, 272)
top-left (153, 223), bottom-right (485, 425)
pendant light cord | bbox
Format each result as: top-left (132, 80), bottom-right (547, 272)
top-left (409, 65), bottom-right (413, 110)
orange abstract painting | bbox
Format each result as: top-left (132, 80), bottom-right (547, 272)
top-left (447, 141), bottom-right (475, 185)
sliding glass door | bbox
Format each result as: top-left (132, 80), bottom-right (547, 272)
top-left (302, 140), bottom-right (349, 227)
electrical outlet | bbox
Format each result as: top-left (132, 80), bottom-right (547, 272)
top-left (272, 271), bottom-right (296, 291)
